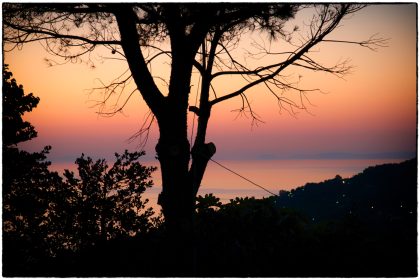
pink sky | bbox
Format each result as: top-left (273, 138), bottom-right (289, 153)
top-left (5, 4), bottom-right (417, 164)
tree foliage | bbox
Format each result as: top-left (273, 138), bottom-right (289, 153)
top-left (3, 64), bottom-right (39, 146)
top-left (61, 150), bottom-right (158, 248)
top-left (3, 66), bottom-right (54, 245)
top-left (2, 68), bottom-right (66, 272)
top-left (2, 67), bottom-right (159, 275)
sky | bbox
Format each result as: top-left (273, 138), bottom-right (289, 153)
top-left (5, 4), bottom-right (417, 168)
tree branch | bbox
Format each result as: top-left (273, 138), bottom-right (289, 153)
top-left (3, 20), bottom-right (121, 47)
top-left (322, 33), bottom-right (389, 51)
top-left (114, 6), bottom-right (165, 117)
top-left (209, 4), bottom-right (360, 106)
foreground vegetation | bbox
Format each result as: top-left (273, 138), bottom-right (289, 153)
top-left (4, 157), bottom-right (416, 277)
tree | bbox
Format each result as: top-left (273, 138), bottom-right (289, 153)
top-left (60, 150), bottom-right (157, 248)
top-left (2, 66), bottom-right (159, 275)
top-left (2, 65), bottom-right (64, 273)
top-left (3, 3), bottom-right (387, 230)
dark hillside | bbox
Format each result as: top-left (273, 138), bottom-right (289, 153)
top-left (276, 158), bottom-right (416, 224)
top-left (185, 159), bottom-right (417, 277)
top-left (274, 158), bottom-right (417, 276)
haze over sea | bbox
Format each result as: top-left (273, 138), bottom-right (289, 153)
top-left (50, 157), bottom-right (410, 211)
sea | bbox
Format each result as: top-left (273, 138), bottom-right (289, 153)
top-left (50, 158), bottom-right (410, 213)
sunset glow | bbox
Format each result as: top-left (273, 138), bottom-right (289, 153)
top-left (5, 4), bottom-right (416, 188)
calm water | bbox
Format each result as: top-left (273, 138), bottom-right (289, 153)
top-left (51, 158), bottom-right (408, 212)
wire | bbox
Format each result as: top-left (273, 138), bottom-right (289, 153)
top-left (209, 158), bottom-right (279, 197)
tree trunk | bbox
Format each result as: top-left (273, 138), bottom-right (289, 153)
top-left (189, 104), bottom-right (216, 197)
top-left (156, 105), bottom-right (216, 229)
top-left (155, 79), bottom-right (215, 276)
top-left (155, 27), bottom-right (201, 230)
top-left (119, 11), bottom-right (213, 272)
top-left (156, 131), bottom-right (193, 232)
top-left (155, 111), bottom-right (196, 276)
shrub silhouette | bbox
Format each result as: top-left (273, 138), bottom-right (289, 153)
top-left (3, 66), bottom-right (63, 275)
top-left (61, 151), bottom-right (158, 246)
top-left (2, 66), bottom-right (159, 276)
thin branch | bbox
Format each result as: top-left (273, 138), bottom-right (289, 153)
top-left (128, 110), bottom-right (156, 151)
top-left (96, 88), bottom-right (138, 117)
top-left (209, 5), bottom-right (357, 106)
top-left (322, 33), bottom-right (389, 51)
top-left (4, 20), bottom-right (121, 46)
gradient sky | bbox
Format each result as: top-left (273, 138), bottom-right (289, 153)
top-left (5, 4), bottom-right (417, 165)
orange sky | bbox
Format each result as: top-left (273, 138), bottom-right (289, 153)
top-left (5, 4), bottom-right (417, 164)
